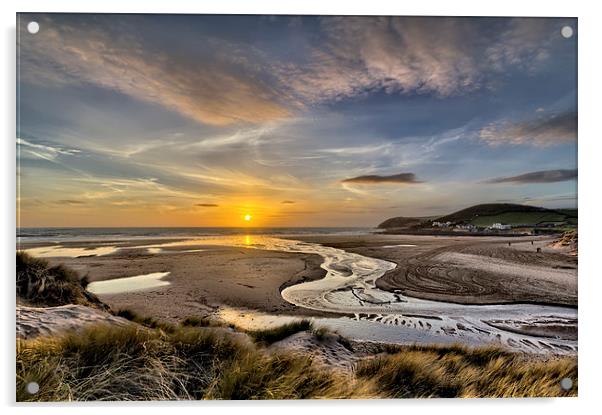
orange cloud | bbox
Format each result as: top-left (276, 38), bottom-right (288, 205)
top-left (19, 18), bottom-right (290, 126)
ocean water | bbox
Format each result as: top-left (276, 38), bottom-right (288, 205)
top-left (17, 227), bottom-right (374, 243)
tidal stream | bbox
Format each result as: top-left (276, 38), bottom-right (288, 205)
top-left (26, 235), bottom-right (578, 354)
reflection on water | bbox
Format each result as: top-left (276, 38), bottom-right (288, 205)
top-left (217, 307), bottom-right (300, 331)
top-left (24, 245), bottom-right (119, 258)
top-left (381, 244), bottom-right (417, 248)
top-left (87, 272), bottom-right (171, 295)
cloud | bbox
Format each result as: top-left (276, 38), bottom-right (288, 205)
top-left (281, 200), bottom-right (295, 204)
top-left (19, 16), bottom-right (291, 126)
top-left (485, 169), bottom-right (577, 184)
top-left (341, 173), bottom-right (422, 184)
top-left (484, 18), bottom-right (555, 73)
top-left (275, 17), bottom-right (562, 103)
top-left (55, 199), bottom-right (85, 205)
top-left (18, 15), bottom-right (568, 127)
top-left (17, 137), bottom-right (81, 160)
top-left (479, 111), bottom-right (576, 147)
top-left (194, 203), bottom-right (219, 207)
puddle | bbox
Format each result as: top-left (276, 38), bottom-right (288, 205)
top-left (87, 272), bottom-right (171, 295)
top-left (147, 247), bottom-right (206, 254)
top-left (24, 245), bottom-right (119, 258)
top-left (381, 244), bottom-right (417, 248)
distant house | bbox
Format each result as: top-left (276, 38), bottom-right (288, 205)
top-left (432, 221), bottom-right (453, 227)
top-left (455, 224), bottom-right (477, 231)
top-left (491, 223), bottom-right (512, 230)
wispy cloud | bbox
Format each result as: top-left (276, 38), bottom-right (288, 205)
top-left (341, 172), bottom-right (422, 184)
top-left (19, 17), bottom-right (291, 126)
top-left (55, 199), bottom-right (86, 205)
top-left (484, 18), bottom-right (555, 73)
top-left (17, 137), bottom-right (81, 160)
top-left (485, 169), bottom-right (577, 184)
top-left (19, 15), bottom-right (568, 128)
top-left (281, 200), bottom-right (295, 204)
top-left (275, 17), bottom-right (563, 103)
top-left (194, 203), bottom-right (219, 207)
top-left (479, 111), bottom-right (577, 146)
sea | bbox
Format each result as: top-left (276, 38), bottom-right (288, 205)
top-left (17, 227), bottom-right (376, 244)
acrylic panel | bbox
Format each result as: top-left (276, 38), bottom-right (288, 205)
top-left (16, 13), bottom-right (577, 401)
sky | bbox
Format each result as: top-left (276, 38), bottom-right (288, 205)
top-left (17, 14), bottom-right (577, 227)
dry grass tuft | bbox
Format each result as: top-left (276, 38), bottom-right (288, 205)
top-left (16, 322), bottom-right (369, 401)
top-left (16, 252), bottom-right (107, 309)
top-left (247, 320), bottom-right (313, 344)
top-left (17, 322), bottom-right (576, 401)
top-left (355, 343), bottom-right (577, 398)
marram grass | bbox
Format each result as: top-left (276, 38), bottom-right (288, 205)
top-left (17, 323), bottom-right (366, 401)
top-left (16, 322), bottom-right (576, 401)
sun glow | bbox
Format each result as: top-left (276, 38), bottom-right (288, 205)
top-left (244, 214), bottom-right (252, 222)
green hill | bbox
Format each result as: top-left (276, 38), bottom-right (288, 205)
top-left (437, 204), bottom-right (577, 227)
top-left (379, 204), bottom-right (577, 229)
top-left (377, 216), bottom-right (428, 229)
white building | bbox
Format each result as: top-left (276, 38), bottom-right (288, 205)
top-left (491, 223), bottom-right (512, 230)
top-left (432, 221), bottom-right (452, 227)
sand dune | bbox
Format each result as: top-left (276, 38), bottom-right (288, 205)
top-left (16, 305), bottom-right (130, 340)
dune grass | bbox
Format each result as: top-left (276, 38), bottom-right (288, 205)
top-left (180, 315), bottom-right (225, 328)
top-left (114, 308), bottom-right (177, 333)
top-left (16, 252), bottom-right (106, 309)
top-left (16, 319), bottom-right (577, 400)
top-left (355, 343), bottom-right (577, 398)
top-left (16, 323), bottom-right (362, 401)
top-left (247, 320), bottom-right (313, 344)
top-left (16, 255), bottom-right (577, 400)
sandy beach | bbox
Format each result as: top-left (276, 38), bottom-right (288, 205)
top-left (293, 234), bottom-right (577, 307)
top-left (18, 232), bottom-right (577, 350)
top-left (25, 241), bottom-right (327, 321)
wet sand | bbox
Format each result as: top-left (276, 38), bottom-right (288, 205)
top-left (20, 234), bottom-right (577, 321)
top-left (294, 234), bottom-right (577, 307)
top-left (18, 233), bottom-right (577, 353)
top-left (29, 243), bottom-right (328, 321)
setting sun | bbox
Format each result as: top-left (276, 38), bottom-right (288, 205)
top-left (244, 214), bottom-right (252, 222)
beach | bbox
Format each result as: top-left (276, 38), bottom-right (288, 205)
top-left (17, 231), bottom-right (578, 354)
top-left (23, 240), bottom-right (328, 321)
top-left (16, 229), bottom-right (579, 400)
